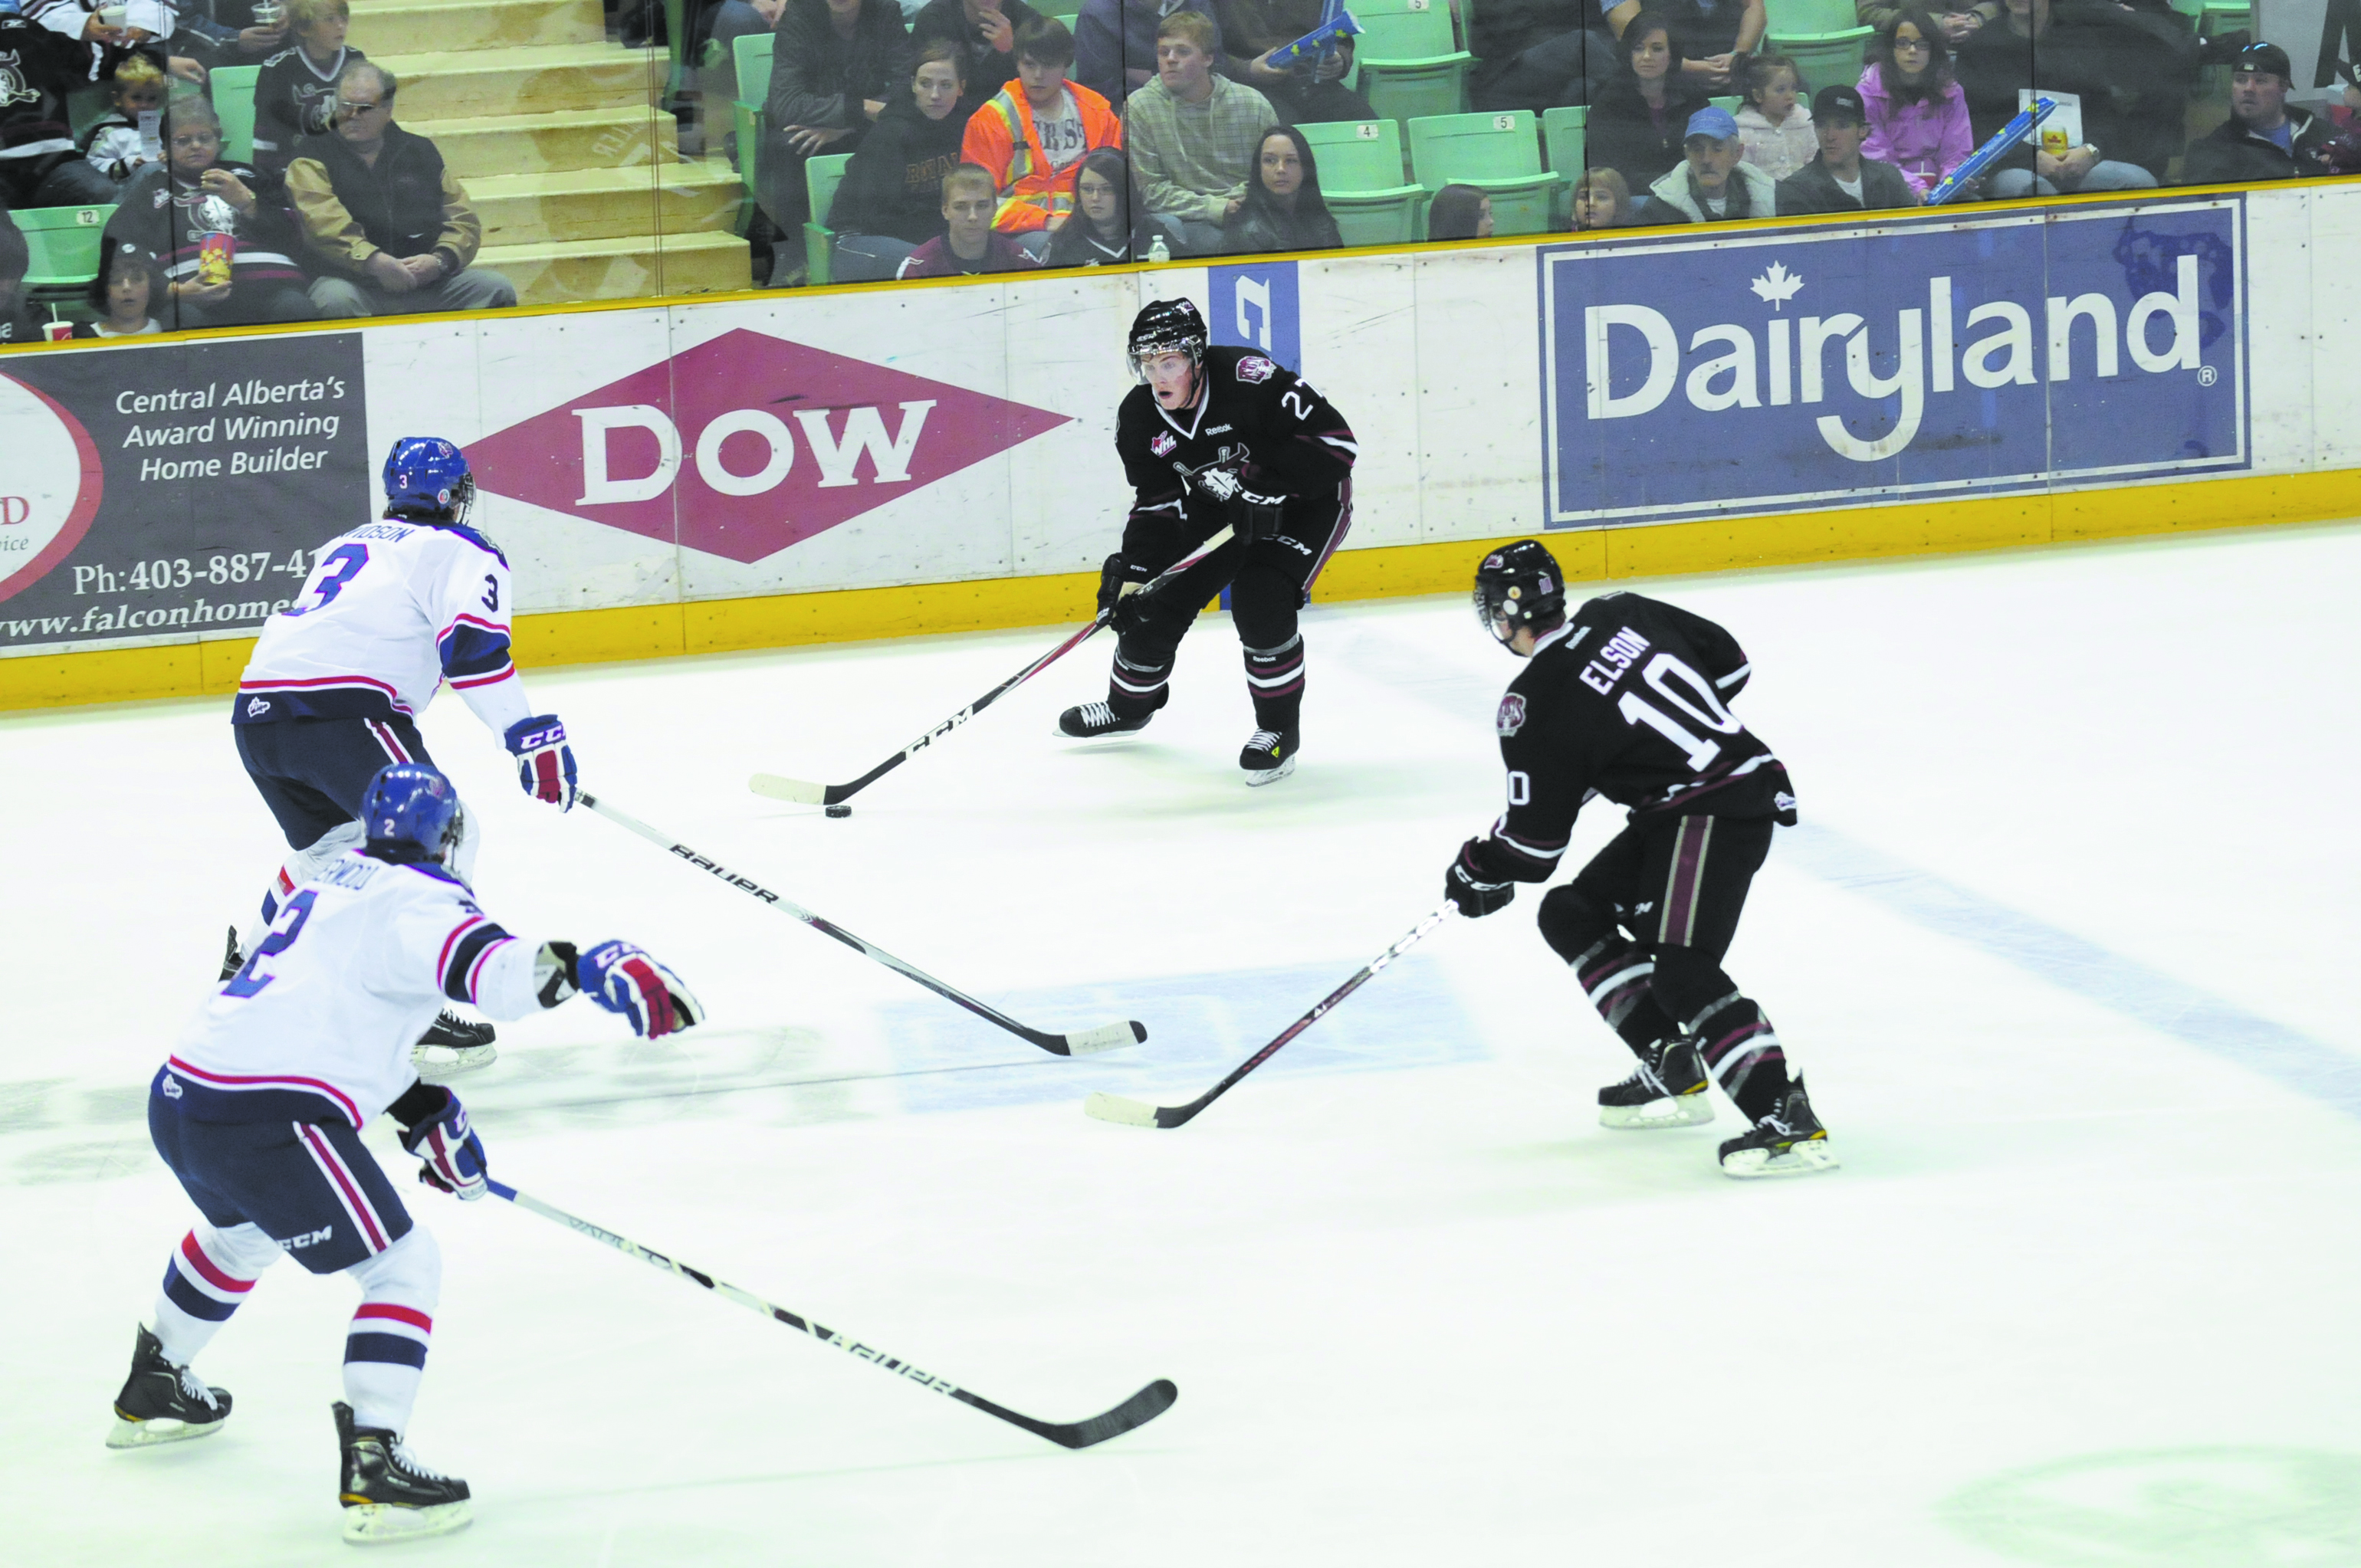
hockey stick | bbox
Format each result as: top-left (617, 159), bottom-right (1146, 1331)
top-left (750, 524), bottom-right (1239, 810)
top-left (1084, 905), bottom-right (1451, 1130)
top-left (580, 792), bottom-right (1145, 1056)
top-left (488, 1179), bottom-right (1178, 1450)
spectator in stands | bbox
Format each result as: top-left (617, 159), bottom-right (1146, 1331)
top-left (1570, 164), bottom-right (1630, 226)
top-left (1075, 0), bottom-right (1221, 108)
top-left (103, 90), bottom-right (318, 327)
top-left (1615, 0), bottom-right (1765, 91)
top-left (1954, 0), bottom-right (2163, 193)
top-left (2323, 57), bottom-right (2361, 173)
top-left (964, 16), bottom-right (1121, 241)
top-left (79, 53), bottom-right (171, 185)
top-left (1427, 182), bottom-right (1492, 238)
top-left (0, 6), bottom-right (123, 207)
top-left (1042, 145), bottom-right (1158, 261)
top-left (284, 63), bottom-right (519, 316)
top-left (251, 0), bottom-right (363, 182)
top-left (1123, 8), bottom-right (1274, 254)
top-left (1585, 10), bottom-right (1711, 189)
top-left (1219, 0), bottom-right (1372, 123)
top-left (1224, 123), bottom-right (1338, 251)
top-left (176, 0), bottom-right (294, 71)
top-left (1637, 103), bottom-right (1775, 221)
top-left (1857, 0), bottom-right (1992, 46)
top-left (704, 0), bottom-right (786, 161)
top-left (1775, 82), bottom-right (1917, 211)
top-left (896, 159), bottom-right (1041, 271)
top-left (1859, 8), bottom-right (1971, 199)
top-left (2181, 41), bottom-right (2336, 183)
top-left (764, 0), bottom-right (915, 282)
top-left (829, 40), bottom-right (971, 278)
top-left (911, 0), bottom-right (1039, 101)
top-left (73, 238), bottom-right (167, 336)
top-left (0, 195), bottom-right (33, 345)
top-left (1473, 0), bottom-right (1616, 113)
top-left (1732, 49), bottom-right (1813, 181)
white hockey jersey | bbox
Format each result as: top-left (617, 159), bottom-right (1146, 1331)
top-left (164, 851), bottom-right (547, 1128)
top-left (234, 517), bottom-right (527, 732)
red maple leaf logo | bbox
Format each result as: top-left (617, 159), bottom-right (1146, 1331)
top-left (464, 328), bottom-right (1074, 565)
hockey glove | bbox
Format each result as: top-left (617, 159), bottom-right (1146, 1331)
top-left (504, 714), bottom-right (578, 812)
top-left (1444, 838), bottom-right (1516, 918)
top-left (1228, 484), bottom-right (1288, 543)
top-left (395, 1084), bottom-right (489, 1201)
top-left (1095, 552), bottom-right (1151, 618)
top-left (580, 940), bottom-right (704, 1038)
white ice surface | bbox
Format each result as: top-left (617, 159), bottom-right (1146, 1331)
top-left (6, 525), bottom-right (2361, 1566)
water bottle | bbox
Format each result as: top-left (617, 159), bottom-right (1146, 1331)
top-left (1147, 232), bottom-right (1171, 264)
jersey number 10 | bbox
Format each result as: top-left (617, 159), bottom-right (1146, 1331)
top-left (1617, 652), bottom-right (1741, 771)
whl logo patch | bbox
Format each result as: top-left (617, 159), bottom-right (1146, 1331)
top-left (464, 329), bottom-right (1073, 564)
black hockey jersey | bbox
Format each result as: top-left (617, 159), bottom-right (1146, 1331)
top-left (251, 43), bottom-right (363, 175)
top-left (0, 16), bottom-right (90, 164)
top-left (1469, 592), bottom-right (1797, 884)
top-left (1113, 346), bottom-right (1356, 546)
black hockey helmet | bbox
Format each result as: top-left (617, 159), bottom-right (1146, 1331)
top-left (1128, 297), bottom-right (1207, 382)
top-left (1473, 540), bottom-right (1567, 648)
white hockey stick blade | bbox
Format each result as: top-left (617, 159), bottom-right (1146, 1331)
top-left (1083, 1091), bottom-right (1161, 1127)
top-left (1065, 1021), bottom-right (1148, 1056)
top-left (749, 773), bottom-right (829, 805)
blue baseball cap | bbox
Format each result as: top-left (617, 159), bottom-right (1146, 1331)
top-left (1685, 106), bottom-right (1739, 142)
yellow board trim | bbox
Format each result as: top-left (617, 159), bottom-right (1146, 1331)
top-left (8, 466), bottom-right (2359, 713)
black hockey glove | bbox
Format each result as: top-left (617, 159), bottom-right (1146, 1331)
top-left (1444, 838), bottom-right (1515, 918)
top-left (1096, 552), bottom-right (1151, 619)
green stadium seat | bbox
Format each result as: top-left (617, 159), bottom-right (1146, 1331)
top-left (18, 205), bottom-right (117, 305)
top-left (212, 65), bottom-right (261, 166)
top-left (1351, 0), bottom-right (1471, 128)
top-left (1710, 93), bottom-right (1742, 113)
top-left (733, 32), bottom-right (773, 233)
top-left (803, 152), bottom-right (853, 285)
top-left (1771, 0), bottom-right (1863, 33)
top-left (1407, 110), bottom-right (1562, 235)
top-left (1033, 0), bottom-right (1083, 18)
top-left (1765, 25), bottom-right (1873, 94)
top-left (1299, 119), bottom-right (1425, 245)
top-left (1540, 104), bottom-right (1584, 222)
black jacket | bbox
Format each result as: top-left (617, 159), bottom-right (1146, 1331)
top-left (1223, 191), bottom-right (1342, 254)
top-left (767, 0), bottom-right (917, 135)
top-left (908, 0), bottom-right (1039, 102)
top-left (290, 123), bottom-right (459, 270)
top-left (2179, 107), bottom-right (2337, 185)
top-left (1584, 74), bottom-right (1712, 188)
top-left (828, 94), bottom-right (970, 243)
top-left (1774, 154), bottom-right (1918, 215)
top-left (1954, 10), bottom-right (2182, 175)
top-left (0, 15), bottom-right (89, 166)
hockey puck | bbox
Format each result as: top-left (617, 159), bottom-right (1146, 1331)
top-left (825, 804), bottom-right (852, 818)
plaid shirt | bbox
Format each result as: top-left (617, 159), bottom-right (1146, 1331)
top-left (1121, 74), bottom-right (1278, 225)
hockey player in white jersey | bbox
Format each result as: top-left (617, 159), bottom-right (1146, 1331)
top-left (228, 436), bottom-right (579, 1076)
top-left (111, 762), bottom-right (701, 1544)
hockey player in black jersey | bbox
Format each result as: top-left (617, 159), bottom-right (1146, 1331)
top-left (1443, 540), bottom-right (1836, 1178)
top-left (1056, 298), bottom-right (1358, 785)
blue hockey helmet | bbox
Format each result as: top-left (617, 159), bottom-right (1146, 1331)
top-left (360, 763), bottom-right (465, 864)
top-left (383, 437), bottom-right (475, 524)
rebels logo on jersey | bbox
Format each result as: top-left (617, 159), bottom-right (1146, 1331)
top-left (1235, 356), bottom-right (1277, 383)
top-left (1496, 693), bottom-right (1528, 736)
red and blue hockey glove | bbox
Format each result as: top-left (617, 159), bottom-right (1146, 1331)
top-left (504, 714), bottom-right (577, 811)
top-left (580, 940), bottom-right (704, 1038)
top-left (1444, 838), bottom-right (1515, 918)
top-left (396, 1085), bottom-right (488, 1201)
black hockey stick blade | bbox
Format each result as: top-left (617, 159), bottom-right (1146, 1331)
top-left (1085, 906), bottom-right (1450, 1130)
top-left (956, 1378), bottom-right (1180, 1450)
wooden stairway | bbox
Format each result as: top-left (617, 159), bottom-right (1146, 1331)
top-left (350, 0), bottom-right (753, 304)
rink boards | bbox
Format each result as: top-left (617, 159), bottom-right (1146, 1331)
top-left (3, 178), bottom-right (2359, 707)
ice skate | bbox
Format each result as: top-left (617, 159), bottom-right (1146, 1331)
top-left (107, 1325), bottom-right (231, 1448)
top-left (1239, 729), bottom-right (1298, 786)
top-left (412, 1012), bottom-right (497, 1079)
top-left (335, 1401), bottom-right (472, 1545)
top-left (1598, 1038), bottom-right (1714, 1129)
top-left (1058, 700), bottom-right (1154, 740)
top-left (1718, 1079), bottom-right (1837, 1178)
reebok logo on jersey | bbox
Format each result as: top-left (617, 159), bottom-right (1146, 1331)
top-left (1496, 693), bottom-right (1527, 736)
top-left (1150, 431), bottom-right (1177, 457)
top-left (277, 1225), bottom-right (333, 1251)
top-left (1235, 356), bottom-right (1276, 383)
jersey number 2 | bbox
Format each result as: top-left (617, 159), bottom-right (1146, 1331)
top-left (223, 890), bottom-right (318, 999)
top-left (1617, 653), bottom-right (1740, 770)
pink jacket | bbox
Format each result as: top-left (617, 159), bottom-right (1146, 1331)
top-left (1857, 65), bottom-right (1972, 198)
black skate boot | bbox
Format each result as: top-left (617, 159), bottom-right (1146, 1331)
top-left (1239, 729), bottom-right (1299, 786)
top-left (1598, 1038), bottom-right (1713, 1130)
top-left (1057, 700), bottom-right (1154, 740)
top-left (108, 1324), bottom-right (231, 1448)
top-left (1718, 1078), bottom-right (1838, 1178)
top-left (335, 1401), bottom-right (473, 1544)
top-left (218, 927), bottom-right (243, 982)
top-left (412, 1012), bottom-right (497, 1079)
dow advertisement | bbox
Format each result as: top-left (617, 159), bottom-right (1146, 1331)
top-left (0, 333), bottom-right (370, 651)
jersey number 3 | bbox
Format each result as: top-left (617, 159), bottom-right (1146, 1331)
top-left (285, 544), bottom-right (370, 617)
top-left (1617, 653), bottom-right (1740, 770)
top-left (223, 890), bottom-right (318, 999)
